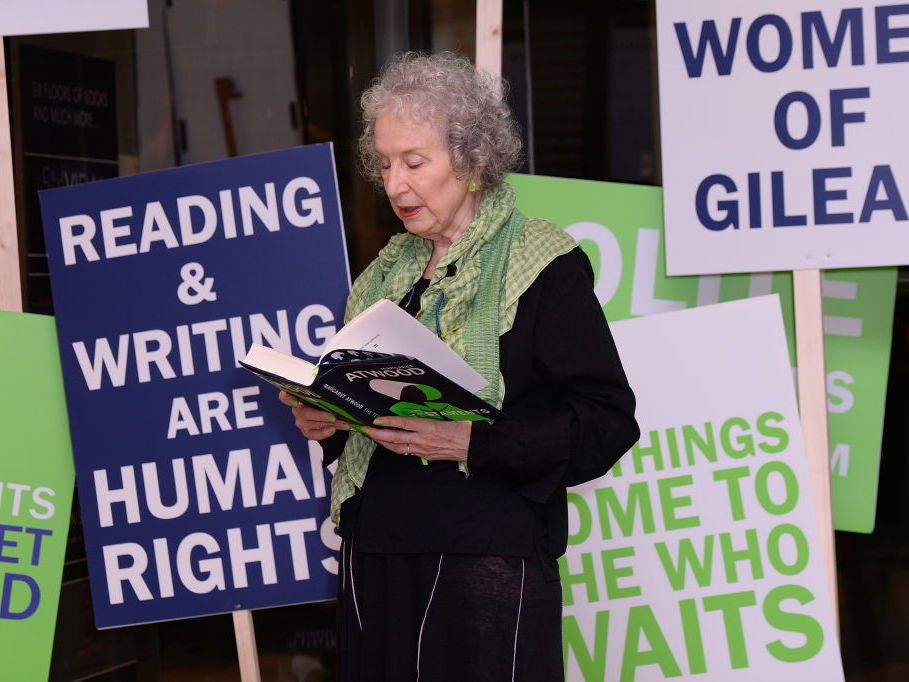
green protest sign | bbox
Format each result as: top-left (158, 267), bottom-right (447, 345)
top-left (510, 174), bottom-right (895, 533)
top-left (0, 311), bottom-right (76, 681)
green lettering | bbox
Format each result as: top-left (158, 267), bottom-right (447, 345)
top-left (712, 466), bottom-right (750, 521)
top-left (755, 461), bottom-right (799, 515)
top-left (595, 483), bottom-right (655, 540)
top-left (757, 411), bottom-right (789, 454)
top-left (667, 426), bottom-right (681, 468)
top-left (766, 523), bottom-right (809, 576)
top-left (567, 492), bottom-right (592, 545)
top-left (679, 598), bottom-right (707, 674)
top-left (631, 431), bottom-right (665, 473)
top-left (703, 590), bottom-right (757, 669)
top-left (720, 528), bottom-right (764, 583)
top-left (658, 474), bottom-right (699, 531)
top-left (683, 422), bottom-right (717, 465)
top-left (558, 552), bottom-right (599, 606)
top-left (763, 584), bottom-right (824, 662)
top-left (655, 536), bottom-right (715, 590)
top-left (720, 416), bottom-right (755, 458)
top-left (563, 611), bottom-right (610, 680)
top-left (602, 547), bottom-right (640, 599)
top-left (621, 605), bottom-right (682, 681)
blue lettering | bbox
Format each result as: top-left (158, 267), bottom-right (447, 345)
top-left (829, 88), bottom-right (870, 147)
top-left (801, 9), bottom-right (865, 68)
top-left (673, 6), bottom-right (906, 77)
top-left (813, 168), bottom-right (853, 224)
top-left (774, 92), bottom-right (822, 150)
top-left (747, 15), bottom-right (794, 72)
top-left (674, 18), bottom-right (742, 77)
top-left (747, 173), bottom-right (762, 228)
top-left (1, 573), bottom-right (40, 620)
top-left (0, 526), bottom-right (52, 566)
top-left (0, 525), bottom-right (18, 563)
top-left (698, 167), bottom-right (908, 230)
top-left (26, 528), bottom-right (52, 566)
top-left (696, 175), bottom-right (739, 230)
top-left (876, 4), bottom-right (909, 63)
top-left (772, 171), bottom-right (808, 227)
top-left (861, 165), bottom-right (909, 221)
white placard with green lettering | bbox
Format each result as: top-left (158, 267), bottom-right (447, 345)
top-left (0, 311), bottom-right (76, 682)
top-left (510, 173), bottom-right (895, 533)
top-left (562, 296), bottom-right (844, 681)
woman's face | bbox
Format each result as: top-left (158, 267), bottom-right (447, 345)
top-left (374, 112), bottom-right (478, 246)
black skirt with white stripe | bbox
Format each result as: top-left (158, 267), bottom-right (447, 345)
top-left (337, 542), bottom-right (564, 682)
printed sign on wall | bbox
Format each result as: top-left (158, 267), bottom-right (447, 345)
top-left (563, 297), bottom-right (844, 681)
top-left (511, 173), bottom-right (894, 533)
top-left (655, 0), bottom-right (909, 274)
top-left (17, 44), bottom-right (120, 314)
top-left (0, 311), bottom-right (76, 682)
top-left (39, 144), bottom-right (350, 627)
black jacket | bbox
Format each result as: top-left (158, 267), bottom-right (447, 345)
top-left (326, 247), bottom-right (640, 577)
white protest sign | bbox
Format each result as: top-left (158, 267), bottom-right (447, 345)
top-left (656, 0), bottom-right (909, 275)
top-left (562, 296), bottom-right (844, 681)
top-left (0, 1), bottom-right (148, 36)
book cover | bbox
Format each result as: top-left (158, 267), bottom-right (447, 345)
top-left (241, 346), bottom-right (504, 427)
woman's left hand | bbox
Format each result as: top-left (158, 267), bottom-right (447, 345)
top-left (363, 416), bottom-right (472, 462)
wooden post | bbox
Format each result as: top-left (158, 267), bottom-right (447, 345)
top-left (475, 0), bottom-right (502, 79)
top-left (793, 268), bottom-right (839, 621)
top-left (233, 610), bottom-right (262, 682)
top-left (0, 39), bottom-right (23, 313)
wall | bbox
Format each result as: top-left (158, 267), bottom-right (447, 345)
top-left (136, 0), bottom-right (300, 171)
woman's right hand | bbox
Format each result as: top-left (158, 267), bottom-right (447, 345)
top-left (278, 391), bottom-right (350, 440)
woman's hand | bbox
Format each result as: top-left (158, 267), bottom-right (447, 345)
top-left (278, 391), bottom-right (350, 440)
top-left (363, 416), bottom-right (472, 462)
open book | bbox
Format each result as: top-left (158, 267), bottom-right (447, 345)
top-left (240, 299), bottom-right (504, 427)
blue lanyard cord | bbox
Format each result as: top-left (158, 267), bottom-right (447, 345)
top-left (403, 282), bottom-right (419, 311)
top-left (402, 281), bottom-right (444, 337)
top-left (434, 292), bottom-right (445, 337)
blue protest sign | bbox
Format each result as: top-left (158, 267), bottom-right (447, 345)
top-left (39, 144), bottom-right (349, 628)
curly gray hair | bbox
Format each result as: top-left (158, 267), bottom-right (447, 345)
top-left (358, 51), bottom-right (523, 192)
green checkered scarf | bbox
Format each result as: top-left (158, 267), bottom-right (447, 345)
top-left (329, 182), bottom-right (576, 523)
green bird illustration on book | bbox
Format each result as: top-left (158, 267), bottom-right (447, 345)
top-left (368, 379), bottom-right (493, 421)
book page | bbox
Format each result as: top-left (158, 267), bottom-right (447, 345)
top-left (243, 344), bottom-right (318, 386)
top-left (324, 299), bottom-right (488, 392)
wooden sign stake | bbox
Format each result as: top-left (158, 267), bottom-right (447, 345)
top-left (0, 38), bottom-right (23, 313)
top-left (233, 610), bottom-right (262, 682)
top-left (475, 0), bottom-right (503, 80)
top-left (793, 268), bottom-right (839, 622)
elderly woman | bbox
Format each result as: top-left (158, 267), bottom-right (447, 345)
top-left (280, 52), bottom-right (639, 681)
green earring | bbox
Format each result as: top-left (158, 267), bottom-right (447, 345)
top-left (467, 178), bottom-right (480, 192)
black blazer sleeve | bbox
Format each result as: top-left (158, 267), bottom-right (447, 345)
top-left (467, 248), bottom-right (640, 502)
